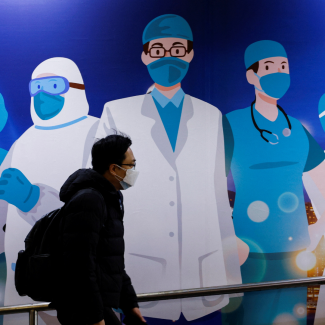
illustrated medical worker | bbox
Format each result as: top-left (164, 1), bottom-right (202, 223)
top-left (0, 57), bottom-right (98, 325)
top-left (222, 40), bottom-right (325, 325)
top-left (93, 14), bottom-right (245, 322)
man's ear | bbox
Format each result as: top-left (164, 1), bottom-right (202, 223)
top-left (246, 69), bottom-right (259, 85)
top-left (141, 51), bottom-right (150, 66)
top-left (109, 164), bottom-right (116, 176)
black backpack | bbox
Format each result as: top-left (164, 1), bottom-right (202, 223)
top-left (15, 206), bottom-right (65, 302)
top-left (15, 188), bottom-right (104, 302)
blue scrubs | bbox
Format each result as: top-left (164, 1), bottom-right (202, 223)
top-left (222, 105), bottom-right (325, 325)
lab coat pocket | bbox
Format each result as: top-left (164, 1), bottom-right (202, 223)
top-left (127, 253), bottom-right (167, 294)
top-left (198, 250), bottom-right (226, 307)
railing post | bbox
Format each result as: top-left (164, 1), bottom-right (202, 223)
top-left (29, 309), bottom-right (38, 325)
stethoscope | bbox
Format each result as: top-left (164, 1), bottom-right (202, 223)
top-left (251, 99), bottom-right (291, 145)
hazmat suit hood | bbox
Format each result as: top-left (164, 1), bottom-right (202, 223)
top-left (31, 57), bottom-right (89, 127)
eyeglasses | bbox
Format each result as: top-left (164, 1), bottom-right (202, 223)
top-left (120, 163), bottom-right (136, 170)
top-left (149, 46), bottom-right (187, 58)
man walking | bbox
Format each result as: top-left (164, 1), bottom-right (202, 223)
top-left (55, 134), bottom-right (145, 325)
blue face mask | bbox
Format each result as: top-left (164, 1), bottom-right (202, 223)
top-left (254, 72), bottom-right (290, 99)
top-left (147, 57), bottom-right (189, 87)
top-left (34, 92), bottom-right (65, 120)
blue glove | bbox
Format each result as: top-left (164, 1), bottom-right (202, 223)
top-left (0, 168), bottom-right (40, 212)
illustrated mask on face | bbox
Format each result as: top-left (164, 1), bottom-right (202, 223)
top-left (147, 57), bottom-right (189, 87)
top-left (254, 72), bottom-right (290, 99)
top-left (33, 92), bottom-right (65, 120)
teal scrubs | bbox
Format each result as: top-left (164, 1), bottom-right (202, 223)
top-left (222, 105), bottom-right (325, 325)
top-left (224, 105), bottom-right (325, 253)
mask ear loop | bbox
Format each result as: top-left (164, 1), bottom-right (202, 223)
top-left (112, 164), bottom-right (126, 181)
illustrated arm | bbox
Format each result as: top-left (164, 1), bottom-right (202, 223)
top-left (17, 183), bottom-right (63, 226)
top-left (0, 138), bottom-right (62, 218)
top-left (303, 127), bottom-right (325, 251)
top-left (222, 115), bottom-right (234, 177)
top-left (0, 142), bottom-right (15, 254)
top-left (215, 112), bottom-right (245, 287)
top-left (0, 166), bottom-right (62, 225)
top-left (0, 168), bottom-right (40, 213)
top-left (306, 161), bottom-right (325, 251)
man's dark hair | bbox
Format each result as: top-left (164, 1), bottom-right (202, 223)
top-left (91, 133), bottom-right (132, 175)
top-left (143, 40), bottom-right (193, 55)
top-left (246, 61), bottom-right (259, 73)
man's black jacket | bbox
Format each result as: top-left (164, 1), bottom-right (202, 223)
top-left (55, 168), bottom-right (138, 324)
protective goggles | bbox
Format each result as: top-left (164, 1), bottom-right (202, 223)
top-left (29, 76), bottom-right (85, 97)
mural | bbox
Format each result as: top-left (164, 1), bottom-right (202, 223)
top-left (1, 1), bottom-right (325, 325)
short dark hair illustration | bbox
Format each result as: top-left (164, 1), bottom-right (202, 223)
top-left (246, 61), bottom-right (259, 73)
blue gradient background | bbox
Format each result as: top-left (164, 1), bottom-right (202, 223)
top-left (1, 0), bottom-right (325, 151)
top-left (0, 0), bottom-right (324, 323)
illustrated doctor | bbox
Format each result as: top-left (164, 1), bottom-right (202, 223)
top-left (223, 40), bottom-right (325, 325)
top-left (94, 14), bottom-right (244, 321)
top-left (0, 58), bottom-right (98, 325)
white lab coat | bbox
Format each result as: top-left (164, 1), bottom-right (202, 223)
top-left (95, 93), bottom-right (241, 321)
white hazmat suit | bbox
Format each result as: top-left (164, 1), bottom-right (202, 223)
top-left (1, 58), bottom-right (98, 325)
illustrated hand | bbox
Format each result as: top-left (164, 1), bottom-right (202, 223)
top-left (307, 220), bottom-right (325, 252)
top-left (0, 168), bottom-right (40, 212)
top-left (124, 307), bottom-right (146, 324)
top-left (236, 236), bottom-right (249, 265)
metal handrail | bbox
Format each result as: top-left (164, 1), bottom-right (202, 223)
top-left (1, 276), bottom-right (325, 324)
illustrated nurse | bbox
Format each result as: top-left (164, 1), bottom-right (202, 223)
top-left (222, 40), bottom-right (325, 325)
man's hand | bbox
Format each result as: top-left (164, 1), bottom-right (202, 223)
top-left (130, 308), bottom-right (146, 322)
top-left (124, 307), bottom-right (146, 324)
top-left (90, 320), bottom-right (105, 325)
